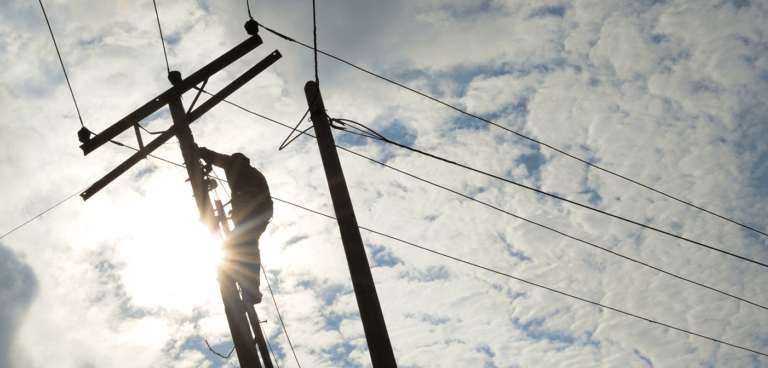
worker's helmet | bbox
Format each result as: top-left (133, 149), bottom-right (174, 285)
top-left (232, 152), bottom-right (250, 163)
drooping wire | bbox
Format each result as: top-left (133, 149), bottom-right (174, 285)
top-left (186, 89), bottom-right (768, 311)
top-left (189, 86), bottom-right (314, 152)
top-left (205, 340), bottom-right (235, 359)
top-left (246, 0), bottom-right (253, 19)
top-left (255, 23), bottom-right (768, 241)
top-left (282, 125), bottom-right (315, 149)
top-left (262, 266), bottom-right (302, 368)
top-left (270, 196), bottom-right (768, 359)
top-left (152, 0), bottom-right (171, 73)
top-left (140, 125), bottom-right (166, 135)
top-left (38, 0), bottom-right (84, 127)
top-left (329, 119), bottom-right (768, 269)
top-left (278, 105), bottom-right (313, 151)
top-left (275, 0), bottom-right (320, 151)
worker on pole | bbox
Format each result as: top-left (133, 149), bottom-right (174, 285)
top-left (197, 145), bottom-right (273, 304)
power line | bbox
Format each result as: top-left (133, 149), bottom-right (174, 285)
top-left (7, 110), bottom-right (764, 361)
top-left (198, 91), bottom-right (768, 310)
top-left (0, 186), bottom-right (89, 241)
top-left (262, 266), bottom-right (302, 368)
top-left (255, 23), bottom-right (768, 242)
top-left (152, 0), bottom-right (171, 73)
top-left (0, 148), bottom-right (182, 242)
top-left (331, 119), bottom-right (768, 269)
top-left (37, 0), bottom-right (85, 127)
top-left (312, 0), bottom-right (319, 86)
top-left (88, 86), bottom-right (767, 342)
top-left (331, 147), bottom-right (768, 311)
top-left (205, 340), bottom-right (235, 359)
top-left (269, 196), bottom-right (768, 359)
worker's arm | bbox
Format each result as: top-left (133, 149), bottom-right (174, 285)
top-left (198, 147), bottom-right (233, 169)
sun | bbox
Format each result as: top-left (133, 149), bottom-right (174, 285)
top-left (117, 177), bottom-right (228, 312)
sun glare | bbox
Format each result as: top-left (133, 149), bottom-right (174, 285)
top-left (120, 213), bottom-right (226, 312)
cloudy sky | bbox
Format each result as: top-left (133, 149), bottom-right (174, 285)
top-left (2, 0), bottom-right (768, 367)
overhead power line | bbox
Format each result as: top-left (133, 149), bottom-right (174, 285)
top-left (332, 147), bottom-right (768, 311)
top-left (197, 89), bottom-right (768, 312)
top-left (269, 196), bottom-right (768, 359)
top-left (0, 186), bottom-right (90, 241)
top-left (38, 0), bottom-right (85, 128)
top-left (312, 0), bottom-right (319, 86)
top-left (331, 119), bottom-right (768, 269)
top-left (152, 0), bottom-right (171, 73)
top-left (255, 22), bottom-right (768, 242)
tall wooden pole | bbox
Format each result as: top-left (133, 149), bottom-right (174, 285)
top-left (169, 97), bottom-right (262, 367)
top-left (304, 81), bottom-right (398, 367)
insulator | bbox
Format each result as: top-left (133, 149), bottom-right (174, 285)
top-left (78, 127), bottom-right (92, 143)
top-left (168, 70), bottom-right (182, 86)
top-left (244, 19), bottom-right (259, 36)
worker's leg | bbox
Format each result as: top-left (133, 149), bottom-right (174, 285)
top-left (238, 243), bottom-right (262, 304)
top-left (228, 221), bottom-right (265, 304)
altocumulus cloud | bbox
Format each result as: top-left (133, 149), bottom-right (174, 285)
top-left (1, 0), bottom-right (768, 367)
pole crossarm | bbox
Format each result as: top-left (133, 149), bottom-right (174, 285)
top-left (80, 50), bottom-right (282, 201)
top-left (79, 35), bottom-right (264, 156)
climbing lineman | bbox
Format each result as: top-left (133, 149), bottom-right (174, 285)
top-left (197, 145), bottom-right (273, 304)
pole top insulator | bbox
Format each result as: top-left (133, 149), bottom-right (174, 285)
top-left (168, 70), bottom-right (182, 86)
top-left (244, 19), bottom-right (259, 36)
top-left (78, 127), bottom-right (92, 143)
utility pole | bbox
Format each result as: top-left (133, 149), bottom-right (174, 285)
top-left (304, 81), bottom-right (398, 367)
top-left (79, 29), bottom-right (279, 368)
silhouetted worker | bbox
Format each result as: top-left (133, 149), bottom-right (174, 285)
top-left (198, 146), bottom-right (273, 304)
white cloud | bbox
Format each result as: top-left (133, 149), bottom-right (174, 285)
top-left (2, 0), bottom-right (768, 367)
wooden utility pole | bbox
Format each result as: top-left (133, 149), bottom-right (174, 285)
top-left (304, 81), bottom-right (398, 367)
top-left (79, 32), bottom-right (280, 368)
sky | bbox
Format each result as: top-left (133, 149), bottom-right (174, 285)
top-left (1, 0), bottom-right (768, 367)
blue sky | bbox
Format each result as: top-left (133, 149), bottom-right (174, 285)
top-left (1, 0), bottom-right (768, 367)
